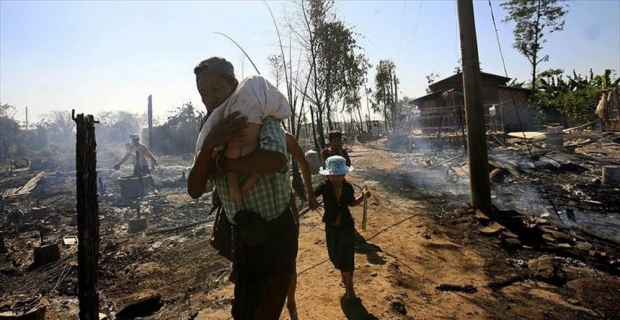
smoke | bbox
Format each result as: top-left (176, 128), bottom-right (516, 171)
top-left (94, 111), bottom-right (147, 165)
top-left (399, 152), bottom-right (469, 198)
top-left (394, 146), bottom-right (619, 241)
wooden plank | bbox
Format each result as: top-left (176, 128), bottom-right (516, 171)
top-left (1, 171), bottom-right (46, 198)
top-left (451, 165), bottom-right (470, 177)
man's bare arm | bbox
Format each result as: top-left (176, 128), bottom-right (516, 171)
top-left (118, 152), bottom-right (131, 166)
top-left (187, 145), bottom-right (217, 199)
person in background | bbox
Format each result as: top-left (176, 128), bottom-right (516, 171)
top-left (114, 134), bottom-right (157, 189)
top-left (321, 130), bottom-right (351, 167)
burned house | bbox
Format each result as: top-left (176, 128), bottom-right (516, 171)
top-left (409, 72), bottom-right (535, 133)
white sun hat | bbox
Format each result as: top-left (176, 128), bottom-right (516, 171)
top-left (319, 155), bottom-right (353, 176)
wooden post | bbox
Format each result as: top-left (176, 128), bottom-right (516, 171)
top-left (458, 105), bottom-right (467, 152)
top-left (362, 187), bottom-right (368, 230)
top-left (435, 114), bottom-right (444, 153)
top-left (136, 151), bottom-right (145, 196)
top-left (73, 110), bottom-right (100, 320)
top-left (0, 232), bottom-right (6, 253)
top-left (457, 0), bottom-right (492, 213)
top-left (1, 136), bottom-right (13, 173)
top-left (147, 95), bottom-right (153, 150)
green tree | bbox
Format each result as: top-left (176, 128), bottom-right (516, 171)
top-left (0, 103), bottom-right (21, 164)
top-left (39, 110), bottom-right (76, 151)
top-left (501, 0), bottom-right (569, 93)
top-left (0, 103), bottom-right (16, 118)
top-left (537, 69), bottom-right (611, 122)
top-left (96, 111), bottom-right (145, 147)
top-left (164, 102), bottom-right (205, 154)
top-left (373, 59), bottom-right (399, 132)
top-left (342, 54), bottom-right (371, 134)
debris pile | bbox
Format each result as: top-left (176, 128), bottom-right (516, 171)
top-left (1, 154), bottom-right (220, 318)
top-left (470, 207), bottom-right (619, 274)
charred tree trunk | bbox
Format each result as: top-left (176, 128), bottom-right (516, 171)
top-left (316, 107), bottom-right (326, 150)
top-left (325, 99), bottom-right (333, 131)
top-left (74, 112), bottom-right (100, 320)
top-left (290, 111), bottom-right (296, 140)
top-left (295, 105), bottom-right (305, 141)
top-left (349, 116), bottom-right (355, 136)
top-left (0, 136), bottom-right (12, 172)
top-left (363, 83), bottom-right (373, 134)
top-left (310, 106), bottom-right (321, 154)
top-left (390, 75), bottom-right (396, 130)
top-left (393, 73), bottom-right (399, 130)
top-left (303, 114), bottom-right (310, 144)
top-left (0, 232), bottom-right (6, 253)
top-left (356, 104), bottom-right (364, 133)
top-left (383, 94), bottom-right (390, 134)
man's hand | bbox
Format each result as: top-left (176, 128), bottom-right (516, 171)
top-left (203, 111), bottom-right (247, 150)
top-left (113, 164), bottom-right (120, 170)
top-left (211, 151), bottom-right (226, 179)
top-left (308, 194), bottom-right (319, 210)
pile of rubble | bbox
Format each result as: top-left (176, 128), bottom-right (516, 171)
top-left (0, 154), bottom-right (215, 318)
top-left (470, 206), bottom-right (619, 274)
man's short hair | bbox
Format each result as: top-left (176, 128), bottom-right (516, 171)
top-left (328, 130), bottom-right (342, 141)
top-left (194, 57), bottom-right (236, 84)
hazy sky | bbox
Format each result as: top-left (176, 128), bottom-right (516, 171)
top-left (1, 0), bottom-right (619, 124)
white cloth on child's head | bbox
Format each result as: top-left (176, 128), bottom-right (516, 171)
top-left (194, 75), bottom-right (291, 156)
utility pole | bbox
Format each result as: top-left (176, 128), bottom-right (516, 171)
top-left (25, 107), bottom-right (29, 131)
top-left (457, 0), bottom-right (492, 213)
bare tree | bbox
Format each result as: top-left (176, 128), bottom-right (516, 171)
top-left (284, 0), bottom-right (369, 148)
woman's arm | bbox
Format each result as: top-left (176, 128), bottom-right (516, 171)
top-left (286, 133), bottom-right (319, 210)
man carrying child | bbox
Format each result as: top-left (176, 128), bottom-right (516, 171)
top-left (187, 57), bottom-right (297, 320)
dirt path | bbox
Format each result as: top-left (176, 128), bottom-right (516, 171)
top-left (196, 144), bottom-right (615, 320)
